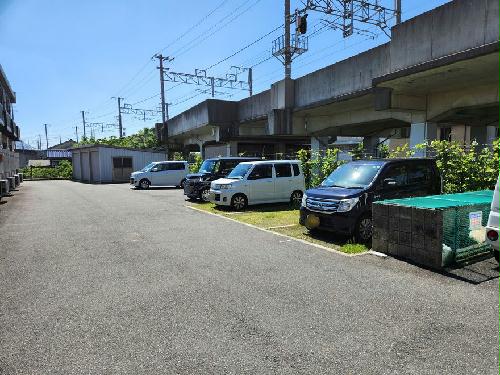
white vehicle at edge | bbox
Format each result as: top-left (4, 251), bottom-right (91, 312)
top-left (209, 160), bottom-right (305, 210)
top-left (486, 175), bottom-right (499, 262)
top-left (130, 161), bottom-right (189, 189)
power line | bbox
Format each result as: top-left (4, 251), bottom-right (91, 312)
top-left (78, 1), bottom-right (233, 123)
top-left (157, 0), bottom-right (230, 53)
top-left (173, 0), bottom-right (263, 59)
top-left (205, 24), bottom-right (283, 71)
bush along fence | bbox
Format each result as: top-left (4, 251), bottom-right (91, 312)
top-left (297, 139), bottom-right (499, 193)
top-left (21, 160), bottom-right (73, 180)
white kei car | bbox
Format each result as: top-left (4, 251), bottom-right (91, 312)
top-left (486, 176), bottom-right (499, 262)
top-left (130, 161), bottom-right (189, 189)
top-left (209, 160), bottom-right (305, 210)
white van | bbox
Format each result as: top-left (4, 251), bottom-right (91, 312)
top-left (209, 160), bottom-right (305, 210)
top-left (486, 176), bottom-right (499, 262)
top-left (130, 161), bottom-right (189, 189)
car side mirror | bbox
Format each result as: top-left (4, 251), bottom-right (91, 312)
top-left (151, 167), bottom-right (160, 172)
top-left (384, 178), bottom-right (397, 187)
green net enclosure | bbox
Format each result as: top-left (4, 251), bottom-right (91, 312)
top-left (372, 190), bottom-right (494, 270)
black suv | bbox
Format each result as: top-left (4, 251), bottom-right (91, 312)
top-left (184, 157), bottom-right (260, 201)
top-left (299, 158), bottom-right (441, 242)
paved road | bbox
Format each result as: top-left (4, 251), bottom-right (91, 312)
top-left (0, 181), bottom-right (498, 374)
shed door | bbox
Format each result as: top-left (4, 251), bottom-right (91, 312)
top-left (81, 152), bottom-right (90, 182)
top-left (73, 152), bottom-right (81, 180)
top-left (112, 157), bottom-right (133, 182)
top-left (90, 151), bottom-right (100, 183)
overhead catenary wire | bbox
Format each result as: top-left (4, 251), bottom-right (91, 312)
top-left (172, 0), bottom-right (263, 59)
top-left (204, 24), bottom-right (283, 71)
top-left (156, 0), bottom-right (230, 54)
top-left (78, 1), bottom-right (233, 122)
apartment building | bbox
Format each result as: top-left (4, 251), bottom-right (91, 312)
top-left (0, 64), bottom-right (20, 179)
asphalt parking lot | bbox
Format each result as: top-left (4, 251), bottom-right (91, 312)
top-left (0, 181), bottom-right (498, 374)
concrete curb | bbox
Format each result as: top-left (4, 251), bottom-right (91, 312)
top-left (186, 204), bottom-right (368, 258)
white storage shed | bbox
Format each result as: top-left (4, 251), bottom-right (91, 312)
top-left (71, 145), bottom-right (168, 183)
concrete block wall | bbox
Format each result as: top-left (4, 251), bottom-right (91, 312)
top-left (372, 203), bottom-right (444, 270)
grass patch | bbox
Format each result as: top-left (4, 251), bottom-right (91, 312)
top-left (188, 201), bottom-right (368, 255)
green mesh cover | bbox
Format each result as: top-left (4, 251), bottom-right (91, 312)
top-left (380, 190), bottom-right (493, 266)
top-left (381, 190), bottom-right (493, 209)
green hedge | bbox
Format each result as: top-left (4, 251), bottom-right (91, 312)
top-left (22, 160), bottom-right (73, 179)
top-left (297, 139), bottom-right (499, 193)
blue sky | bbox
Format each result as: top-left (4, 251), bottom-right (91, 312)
top-left (0, 0), bottom-right (449, 148)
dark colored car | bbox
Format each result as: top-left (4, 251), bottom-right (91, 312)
top-left (184, 157), bottom-right (260, 201)
top-left (299, 158), bottom-right (441, 242)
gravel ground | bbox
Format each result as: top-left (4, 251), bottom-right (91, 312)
top-left (0, 181), bottom-right (498, 374)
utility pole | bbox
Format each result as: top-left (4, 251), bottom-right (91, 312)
top-left (154, 54), bottom-right (174, 123)
top-left (116, 97), bottom-right (123, 138)
top-left (44, 124), bottom-right (49, 150)
top-left (59, 135), bottom-right (62, 144)
top-left (248, 68), bottom-right (253, 97)
top-left (75, 126), bottom-right (79, 143)
top-left (284, 0), bottom-right (291, 79)
top-left (81, 110), bottom-right (86, 139)
top-left (395, 0), bottom-right (402, 24)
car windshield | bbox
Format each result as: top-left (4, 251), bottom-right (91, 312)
top-left (321, 163), bottom-right (382, 188)
top-left (227, 164), bottom-right (252, 179)
top-left (140, 163), bottom-right (156, 172)
top-left (198, 160), bottom-right (218, 173)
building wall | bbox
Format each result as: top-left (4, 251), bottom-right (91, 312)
top-left (72, 147), bottom-right (168, 183)
top-left (0, 148), bottom-right (19, 178)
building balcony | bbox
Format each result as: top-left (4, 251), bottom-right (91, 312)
top-left (1, 110), bottom-right (16, 138)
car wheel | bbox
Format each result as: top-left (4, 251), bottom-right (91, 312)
top-left (494, 250), bottom-right (499, 263)
top-left (231, 194), bottom-right (247, 211)
top-left (179, 179), bottom-right (186, 189)
top-left (290, 190), bottom-right (303, 207)
top-left (355, 214), bottom-right (373, 243)
top-left (139, 179), bottom-right (150, 190)
top-left (200, 188), bottom-right (211, 202)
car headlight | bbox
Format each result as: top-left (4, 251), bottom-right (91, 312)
top-left (301, 193), bottom-right (308, 207)
top-left (337, 197), bottom-right (359, 212)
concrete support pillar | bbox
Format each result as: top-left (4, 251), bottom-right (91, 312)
top-left (486, 126), bottom-right (497, 146)
top-left (197, 142), bottom-right (204, 159)
top-left (275, 143), bottom-right (286, 158)
top-left (410, 122), bottom-right (437, 157)
top-left (311, 136), bottom-right (329, 157)
top-left (363, 136), bottom-right (380, 157)
top-left (226, 141), bottom-right (238, 157)
top-left (472, 125), bottom-right (499, 147)
top-left (200, 143), bottom-right (206, 160)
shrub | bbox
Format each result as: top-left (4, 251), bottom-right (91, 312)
top-left (189, 153), bottom-right (203, 173)
top-left (297, 148), bottom-right (344, 189)
top-left (21, 160), bottom-right (73, 179)
top-left (298, 140), bottom-right (499, 194)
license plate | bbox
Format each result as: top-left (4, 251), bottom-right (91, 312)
top-left (305, 214), bottom-right (321, 230)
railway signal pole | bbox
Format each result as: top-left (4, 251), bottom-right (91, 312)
top-left (81, 110), bottom-right (87, 139)
top-left (154, 54), bottom-right (174, 124)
